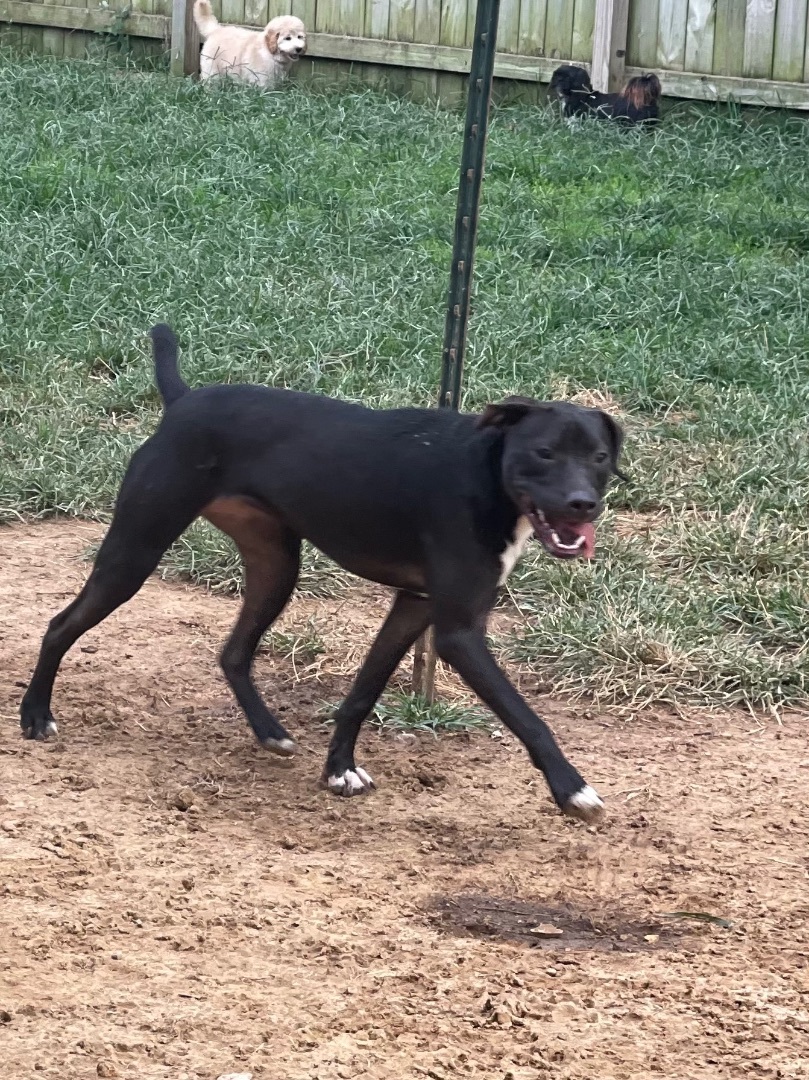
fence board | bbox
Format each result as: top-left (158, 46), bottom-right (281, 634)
top-left (293, 0), bottom-right (316, 29)
top-left (657, 0), bottom-right (688, 68)
top-left (743, 0), bottom-right (776, 77)
top-left (316, 0), bottom-right (338, 32)
top-left (498, 0), bottom-right (522, 52)
top-left (0, 0), bottom-right (167, 36)
top-left (221, 0), bottom-right (245, 28)
top-left (243, 0), bottom-right (268, 26)
top-left (41, 25), bottom-right (63, 51)
top-left (439, 0), bottom-right (467, 45)
top-left (517, 0), bottom-right (546, 55)
top-left (772, 0), bottom-right (807, 80)
top-left (0, 23), bottom-right (22, 43)
top-left (366, 0), bottom-right (390, 35)
top-left (627, 0), bottom-right (658, 66)
top-left (435, 67), bottom-right (466, 104)
top-left (591, 0), bottom-right (627, 87)
top-left (544, 0), bottom-right (575, 58)
top-left (63, 27), bottom-right (88, 54)
top-left (685, 0), bottom-right (716, 72)
top-left (408, 64), bottom-right (439, 93)
top-left (320, 0), bottom-right (365, 34)
top-left (20, 22), bottom-right (43, 49)
top-left (414, 0), bottom-right (440, 46)
top-left (571, 0), bottom-right (595, 61)
top-left (713, 0), bottom-right (745, 72)
top-left (388, 0), bottom-right (416, 40)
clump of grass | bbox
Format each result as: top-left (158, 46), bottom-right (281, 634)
top-left (261, 621), bottom-right (326, 665)
top-left (2, 52), bottom-right (809, 710)
top-left (322, 691), bottom-right (492, 733)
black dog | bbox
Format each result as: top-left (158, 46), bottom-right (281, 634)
top-left (20, 325), bottom-right (625, 824)
top-left (550, 64), bottom-right (661, 125)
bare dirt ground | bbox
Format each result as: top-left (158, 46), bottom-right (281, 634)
top-left (2, 521), bottom-right (808, 1080)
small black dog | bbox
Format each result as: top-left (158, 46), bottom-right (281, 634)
top-left (20, 325), bottom-right (626, 824)
top-left (550, 64), bottom-right (661, 125)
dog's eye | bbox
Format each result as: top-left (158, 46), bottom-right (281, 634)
top-left (534, 448), bottom-right (554, 461)
top-left (594, 451), bottom-right (608, 464)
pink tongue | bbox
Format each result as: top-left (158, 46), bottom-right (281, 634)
top-left (580, 522), bottom-right (596, 559)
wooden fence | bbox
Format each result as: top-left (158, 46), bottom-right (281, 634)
top-left (3, 0), bottom-right (809, 109)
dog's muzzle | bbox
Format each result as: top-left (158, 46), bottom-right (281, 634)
top-left (524, 507), bottom-right (596, 560)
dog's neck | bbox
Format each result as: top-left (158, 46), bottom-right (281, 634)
top-left (476, 428), bottom-right (523, 544)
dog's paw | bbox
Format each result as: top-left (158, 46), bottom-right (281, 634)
top-left (327, 767), bottom-right (375, 797)
top-left (563, 785), bottom-right (605, 824)
top-left (262, 736), bottom-right (297, 758)
top-left (20, 704), bottom-right (58, 741)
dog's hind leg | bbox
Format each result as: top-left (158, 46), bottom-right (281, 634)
top-left (20, 447), bottom-right (211, 740)
top-left (204, 498), bottom-right (301, 755)
top-left (324, 590), bottom-right (431, 795)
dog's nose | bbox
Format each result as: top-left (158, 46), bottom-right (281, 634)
top-left (566, 492), bottom-right (598, 517)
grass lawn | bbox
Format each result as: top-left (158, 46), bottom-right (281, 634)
top-left (1, 51), bottom-right (808, 713)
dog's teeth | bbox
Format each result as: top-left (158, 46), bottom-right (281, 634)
top-left (551, 531), bottom-right (586, 551)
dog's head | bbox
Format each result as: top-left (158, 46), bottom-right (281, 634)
top-left (265, 15), bottom-right (307, 61)
top-left (549, 64), bottom-right (593, 102)
top-left (478, 397), bottom-right (625, 560)
top-left (622, 73), bottom-right (661, 109)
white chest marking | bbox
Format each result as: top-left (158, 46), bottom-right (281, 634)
top-left (498, 516), bottom-right (534, 585)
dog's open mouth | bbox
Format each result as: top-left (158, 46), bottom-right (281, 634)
top-left (526, 509), bottom-right (596, 560)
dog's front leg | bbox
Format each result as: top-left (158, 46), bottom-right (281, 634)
top-left (324, 590), bottom-right (431, 796)
top-left (434, 624), bottom-right (604, 823)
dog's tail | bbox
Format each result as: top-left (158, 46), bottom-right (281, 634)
top-left (150, 324), bottom-right (190, 408)
top-left (193, 0), bottom-right (219, 38)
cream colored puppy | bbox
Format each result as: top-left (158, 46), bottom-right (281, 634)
top-left (193, 1), bottom-right (307, 86)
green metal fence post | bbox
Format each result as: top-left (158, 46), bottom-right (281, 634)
top-left (411, 0), bottom-right (502, 703)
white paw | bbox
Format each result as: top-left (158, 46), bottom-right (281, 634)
top-left (564, 785), bottom-right (605, 823)
top-left (262, 737), bottom-right (296, 758)
top-left (44, 720), bottom-right (58, 738)
top-left (327, 767), bottom-right (375, 797)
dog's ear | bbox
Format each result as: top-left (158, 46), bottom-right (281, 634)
top-left (265, 24), bottom-right (280, 53)
top-left (298, 31), bottom-right (308, 55)
top-left (599, 410), bottom-right (628, 481)
top-left (477, 396), bottom-right (537, 429)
